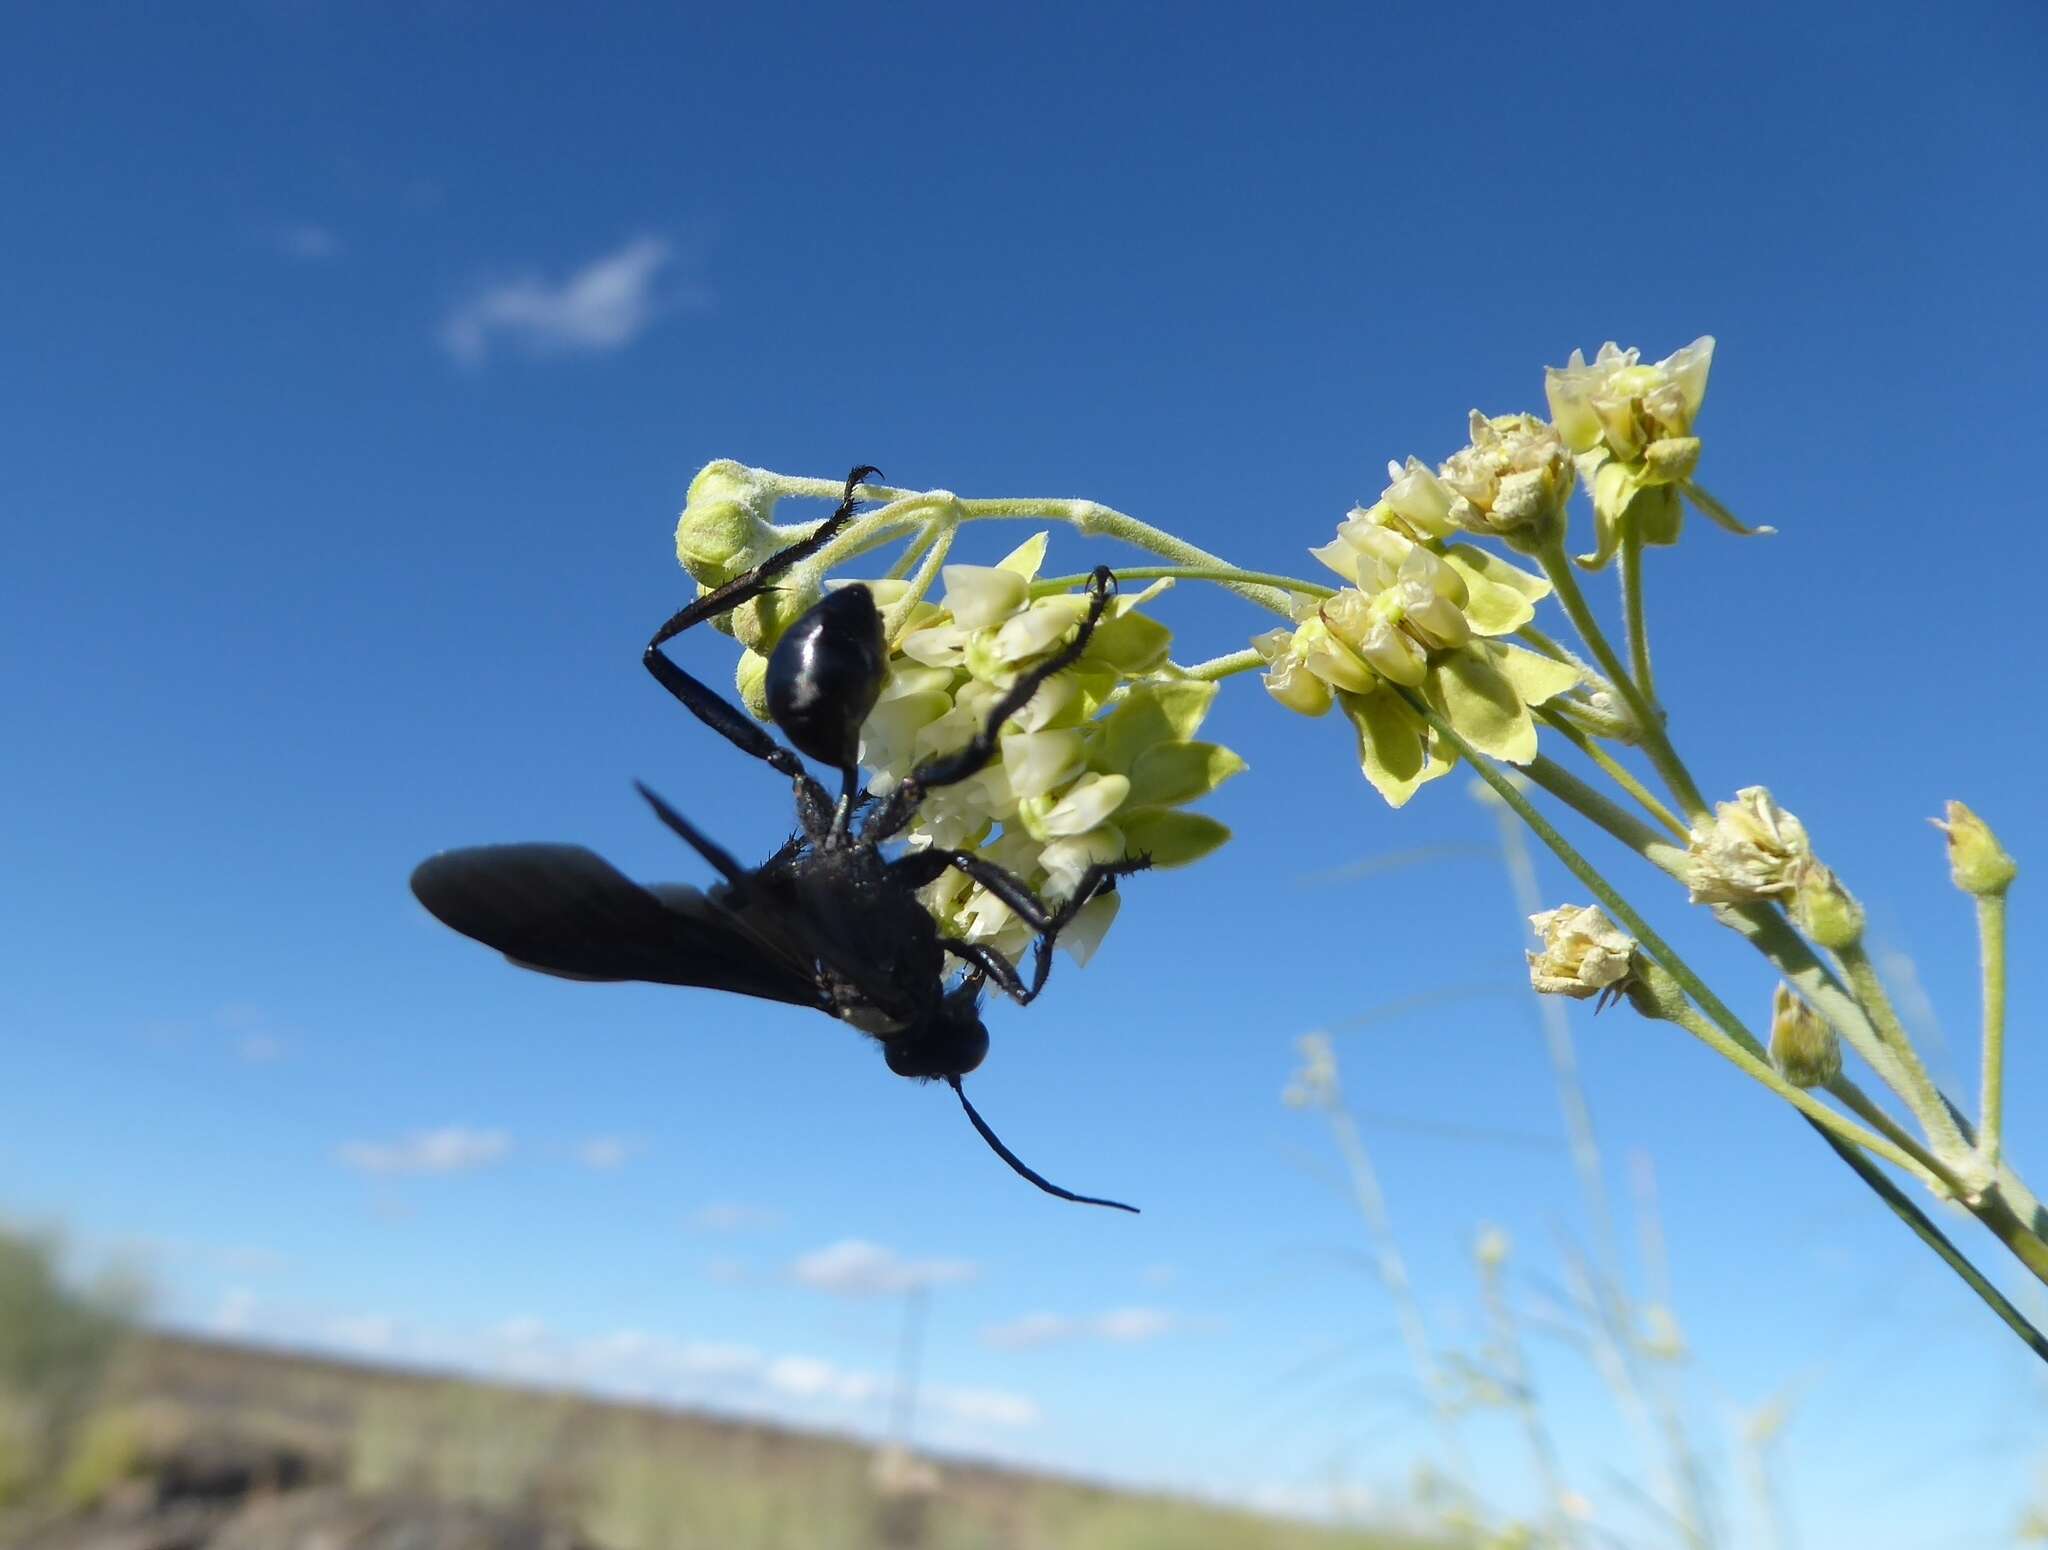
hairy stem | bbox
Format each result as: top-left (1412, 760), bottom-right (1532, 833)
top-left (1536, 713), bottom-right (1688, 839)
top-left (1978, 893), bottom-right (2009, 1174)
top-left (1534, 539), bottom-right (1708, 821)
top-left (1620, 522), bottom-right (1655, 702)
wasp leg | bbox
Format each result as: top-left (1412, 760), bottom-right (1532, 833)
top-left (894, 844), bottom-right (1150, 1003)
top-left (644, 465), bottom-right (882, 823)
top-left (940, 937), bottom-right (1032, 1004)
top-left (868, 566), bottom-right (1116, 842)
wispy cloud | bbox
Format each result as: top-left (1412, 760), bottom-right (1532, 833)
top-left (791, 1239), bottom-right (977, 1298)
top-left (574, 1135), bottom-right (637, 1170)
top-left (272, 222), bottom-right (341, 261)
top-left (689, 1201), bottom-right (782, 1233)
top-left (336, 1126), bottom-right (511, 1176)
top-left (982, 1305), bottom-right (1189, 1349)
top-left (439, 236), bottom-right (688, 366)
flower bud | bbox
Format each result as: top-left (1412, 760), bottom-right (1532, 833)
top-left (1250, 628), bottom-right (1335, 717)
top-left (1768, 984), bottom-right (1841, 1088)
top-left (675, 461), bottom-right (782, 586)
top-left (1933, 801), bottom-right (2017, 896)
top-left (735, 648), bottom-right (770, 721)
top-left (1527, 905), bottom-right (1635, 999)
top-left (1791, 860), bottom-right (1863, 948)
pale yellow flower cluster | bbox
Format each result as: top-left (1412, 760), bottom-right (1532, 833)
top-left (856, 533), bottom-right (1242, 971)
top-left (1253, 468), bottom-right (1579, 806)
top-left (1543, 337), bottom-right (1727, 568)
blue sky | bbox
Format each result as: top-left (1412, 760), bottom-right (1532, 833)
top-left (4, 1), bottom-right (2047, 1541)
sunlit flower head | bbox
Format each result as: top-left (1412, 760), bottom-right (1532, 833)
top-left (849, 532), bottom-right (1240, 972)
top-left (1684, 787), bottom-right (1811, 905)
top-left (1545, 337), bottom-right (1714, 462)
top-left (1527, 904), bottom-right (1636, 999)
top-left (1437, 411), bottom-right (1576, 548)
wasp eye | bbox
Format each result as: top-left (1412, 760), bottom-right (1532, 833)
top-left (765, 585), bottom-right (888, 769)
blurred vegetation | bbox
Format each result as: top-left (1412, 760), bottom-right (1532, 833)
top-left (0, 1225), bottom-right (143, 1512)
top-left (0, 1216), bottom-right (1436, 1549)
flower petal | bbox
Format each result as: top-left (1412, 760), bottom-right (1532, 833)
top-left (1123, 741), bottom-right (1249, 808)
top-left (1427, 648), bottom-right (1537, 764)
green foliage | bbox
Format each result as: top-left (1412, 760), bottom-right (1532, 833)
top-left (0, 1225), bottom-right (140, 1508)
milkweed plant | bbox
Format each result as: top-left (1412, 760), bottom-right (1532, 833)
top-left (671, 337), bottom-right (2042, 1359)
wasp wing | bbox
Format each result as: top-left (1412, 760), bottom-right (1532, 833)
top-left (410, 844), bottom-right (825, 1009)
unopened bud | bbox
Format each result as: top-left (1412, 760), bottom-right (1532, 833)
top-left (1791, 860), bottom-right (1864, 948)
top-left (1933, 801), bottom-right (2017, 896)
top-left (1769, 984), bottom-right (1841, 1088)
top-left (675, 461), bottom-right (782, 586)
top-left (735, 648), bottom-right (770, 722)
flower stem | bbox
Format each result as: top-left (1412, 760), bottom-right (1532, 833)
top-left (1535, 539), bottom-right (1708, 821)
top-left (1977, 892), bottom-right (2009, 1174)
top-left (1521, 755), bottom-right (1680, 862)
top-left (1800, 1116), bottom-right (2048, 1362)
top-left (1655, 1000), bottom-right (1942, 1185)
top-left (1831, 939), bottom-right (1975, 1169)
top-left (1824, 1074), bottom-right (1962, 1193)
top-left (1173, 647), bottom-right (1267, 683)
top-left (1419, 700), bottom-right (2048, 1343)
top-left (1620, 522), bottom-right (1656, 703)
top-left (1536, 713), bottom-right (1688, 840)
top-left (1035, 565), bottom-right (1333, 600)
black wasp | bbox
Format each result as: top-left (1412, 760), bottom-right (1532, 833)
top-left (410, 467), bottom-right (1149, 1210)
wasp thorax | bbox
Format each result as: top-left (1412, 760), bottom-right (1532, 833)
top-left (766, 585), bottom-right (888, 769)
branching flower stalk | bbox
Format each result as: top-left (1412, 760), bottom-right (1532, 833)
top-left (672, 332), bottom-right (2045, 1357)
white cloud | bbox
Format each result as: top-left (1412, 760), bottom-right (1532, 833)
top-left (764, 1354), bottom-right (879, 1405)
top-left (336, 1126), bottom-right (511, 1176)
top-left (325, 1312), bottom-right (398, 1355)
top-left (273, 223), bottom-right (341, 260)
top-left (575, 1136), bottom-right (636, 1170)
top-left (237, 1033), bottom-right (284, 1063)
top-left (440, 236), bottom-right (684, 365)
top-left (982, 1305), bottom-right (1185, 1349)
top-left (791, 1239), bottom-right (977, 1298)
top-left (690, 1202), bottom-right (781, 1232)
top-left (929, 1384), bottom-right (1040, 1428)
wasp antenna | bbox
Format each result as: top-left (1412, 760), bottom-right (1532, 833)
top-left (947, 1077), bottom-right (1138, 1213)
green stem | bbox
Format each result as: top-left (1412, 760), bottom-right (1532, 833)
top-left (1824, 1074), bottom-right (1962, 1193)
top-left (1832, 939), bottom-right (1975, 1169)
top-left (1536, 712), bottom-right (1688, 839)
top-left (1656, 1003), bottom-right (1942, 1186)
top-left (1801, 1115), bottom-right (2048, 1363)
top-left (1534, 539), bottom-right (1709, 821)
top-left (882, 518), bottom-right (957, 642)
top-left (1035, 565), bottom-right (1333, 600)
top-left (1521, 754), bottom-right (1676, 861)
top-left (781, 477), bottom-right (1300, 617)
top-left (1978, 892), bottom-right (2009, 1174)
top-left (1173, 647), bottom-right (1267, 683)
top-left (1417, 699), bottom-right (2048, 1341)
top-left (1620, 521), bottom-right (1656, 703)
